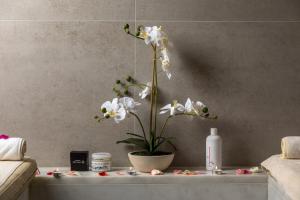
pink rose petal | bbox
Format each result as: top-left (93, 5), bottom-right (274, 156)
top-left (0, 134), bottom-right (9, 139)
top-left (116, 171), bottom-right (125, 175)
top-left (150, 169), bottom-right (163, 175)
top-left (173, 169), bottom-right (183, 174)
top-left (236, 169), bottom-right (252, 175)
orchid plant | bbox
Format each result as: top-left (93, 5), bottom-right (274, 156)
top-left (95, 24), bottom-right (217, 155)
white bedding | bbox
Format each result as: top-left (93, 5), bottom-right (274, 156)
top-left (0, 158), bottom-right (37, 200)
top-left (261, 155), bottom-right (300, 200)
top-left (0, 161), bottom-right (23, 186)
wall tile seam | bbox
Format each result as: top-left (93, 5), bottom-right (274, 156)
top-left (0, 20), bottom-right (300, 23)
top-left (133, 0), bottom-right (137, 151)
top-left (0, 19), bottom-right (135, 22)
top-left (136, 20), bottom-right (300, 23)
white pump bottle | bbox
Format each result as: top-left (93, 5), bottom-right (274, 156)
top-left (206, 128), bottom-right (222, 170)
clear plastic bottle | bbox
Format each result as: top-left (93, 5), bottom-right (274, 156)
top-left (206, 128), bottom-right (222, 170)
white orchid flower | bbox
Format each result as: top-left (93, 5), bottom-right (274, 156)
top-left (184, 98), bottom-right (207, 115)
top-left (140, 26), bottom-right (163, 46)
top-left (139, 82), bottom-right (152, 99)
top-left (160, 48), bottom-right (171, 79)
top-left (184, 98), bottom-right (199, 115)
top-left (101, 98), bottom-right (126, 123)
top-left (119, 97), bottom-right (141, 112)
top-left (160, 100), bottom-right (185, 116)
top-left (195, 101), bottom-right (206, 111)
top-left (195, 100), bottom-right (209, 116)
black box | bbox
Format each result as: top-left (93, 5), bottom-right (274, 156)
top-left (70, 151), bottom-right (89, 171)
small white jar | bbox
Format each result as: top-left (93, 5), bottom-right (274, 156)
top-left (91, 152), bottom-right (112, 172)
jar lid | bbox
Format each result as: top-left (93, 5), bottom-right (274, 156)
top-left (92, 152), bottom-right (111, 159)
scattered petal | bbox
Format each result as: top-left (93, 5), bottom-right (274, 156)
top-left (98, 171), bottom-right (109, 176)
top-left (115, 171), bottom-right (126, 176)
top-left (66, 171), bottom-right (80, 176)
top-left (173, 169), bottom-right (199, 175)
top-left (150, 169), bottom-right (163, 175)
top-left (0, 134), bottom-right (9, 139)
top-left (173, 169), bottom-right (183, 175)
top-left (236, 169), bottom-right (252, 175)
top-left (47, 172), bottom-right (53, 176)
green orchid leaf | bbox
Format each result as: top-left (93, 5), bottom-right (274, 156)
top-left (125, 132), bottom-right (144, 138)
top-left (155, 136), bottom-right (175, 142)
top-left (153, 137), bottom-right (176, 152)
top-left (116, 138), bottom-right (149, 149)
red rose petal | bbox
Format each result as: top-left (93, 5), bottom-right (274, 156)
top-left (98, 171), bottom-right (108, 176)
top-left (47, 172), bottom-right (53, 176)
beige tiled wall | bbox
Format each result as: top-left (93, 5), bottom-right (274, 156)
top-left (0, 0), bottom-right (299, 167)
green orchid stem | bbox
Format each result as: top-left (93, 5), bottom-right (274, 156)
top-left (149, 44), bottom-right (158, 149)
top-left (129, 112), bottom-right (147, 143)
top-left (159, 115), bottom-right (172, 141)
top-left (96, 117), bottom-right (107, 122)
top-left (153, 45), bottom-right (158, 139)
top-left (127, 31), bottom-right (144, 40)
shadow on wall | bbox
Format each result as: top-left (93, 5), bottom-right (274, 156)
top-left (172, 30), bottom-right (244, 97)
top-left (167, 37), bottom-right (255, 166)
top-left (174, 38), bottom-right (219, 89)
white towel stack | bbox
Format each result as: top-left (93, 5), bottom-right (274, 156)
top-left (281, 136), bottom-right (300, 159)
top-left (0, 138), bottom-right (26, 160)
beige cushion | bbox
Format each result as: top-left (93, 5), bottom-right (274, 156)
top-left (262, 155), bottom-right (300, 200)
top-left (0, 158), bottom-right (37, 200)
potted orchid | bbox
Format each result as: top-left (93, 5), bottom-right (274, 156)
top-left (95, 24), bottom-right (216, 172)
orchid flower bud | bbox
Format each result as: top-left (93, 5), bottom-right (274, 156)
top-left (124, 24), bottom-right (130, 33)
top-left (126, 76), bottom-right (132, 82)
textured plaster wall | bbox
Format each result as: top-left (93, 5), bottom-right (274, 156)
top-left (0, 0), bottom-right (299, 167)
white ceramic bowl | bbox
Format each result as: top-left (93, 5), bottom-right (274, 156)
top-left (128, 152), bottom-right (174, 172)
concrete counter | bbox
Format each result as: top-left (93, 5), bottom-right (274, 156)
top-left (30, 167), bottom-right (268, 200)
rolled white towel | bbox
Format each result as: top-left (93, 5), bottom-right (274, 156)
top-left (0, 138), bottom-right (26, 160)
top-left (281, 136), bottom-right (300, 159)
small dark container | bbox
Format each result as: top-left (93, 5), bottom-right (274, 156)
top-left (70, 151), bottom-right (89, 171)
